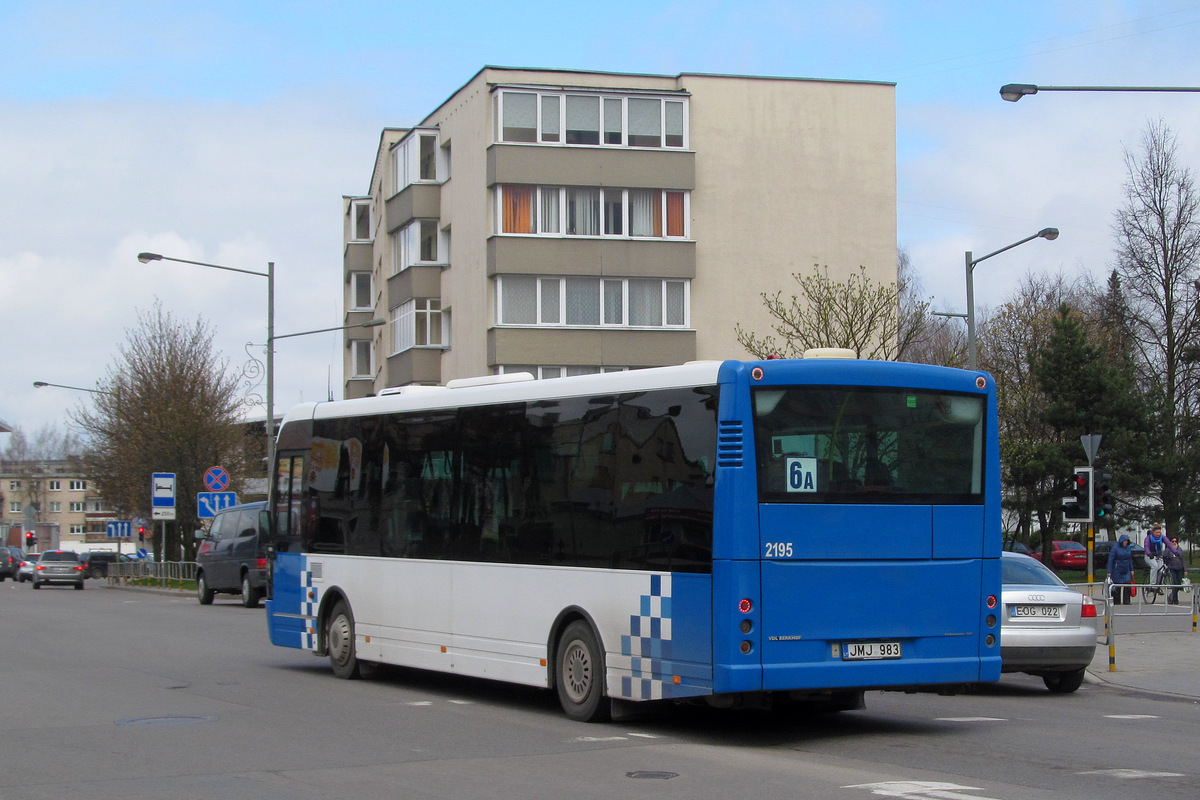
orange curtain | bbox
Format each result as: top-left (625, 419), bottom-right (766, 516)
top-left (502, 185), bottom-right (534, 233)
top-left (666, 191), bottom-right (684, 237)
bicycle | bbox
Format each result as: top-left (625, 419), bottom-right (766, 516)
top-left (1143, 555), bottom-right (1169, 604)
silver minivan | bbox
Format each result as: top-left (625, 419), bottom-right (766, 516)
top-left (194, 501), bottom-right (269, 607)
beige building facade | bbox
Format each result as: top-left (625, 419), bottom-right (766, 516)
top-left (342, 67), bottom-right (897, 396)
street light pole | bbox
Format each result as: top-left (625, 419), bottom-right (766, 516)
top-left (965, 228), bottom-right (1059, 370)
top-left (1001, 83), bottom-right (1200, 102)
top-left (33, 381), bottom-right (114, 396)
top-left (137, 252), bottom-right (275, 470)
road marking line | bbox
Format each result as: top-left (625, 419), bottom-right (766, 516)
top-left (934, 717), bottom-right (1007, 722)
top-left (575, 736), bottom-right (627, 742)
top-left (845, 780), bottom-right (1003, 800)
top-left (1103, 714), bottom-right (1159, 719)
top-left (1078, 769), bottom-right (1183, 779)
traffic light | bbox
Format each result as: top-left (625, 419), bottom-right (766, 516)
top-left (24, 531), bottom-right (35, 548)
top-left (1062, 466), bottom-right (1093, 522)
top-left (1094, 474), bottom-right (1114, 520)
top-left (137, 526), bottom-right (146, 542)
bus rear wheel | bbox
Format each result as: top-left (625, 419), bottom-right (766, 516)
top-left (327, 600), bottom-right (363, 679)
top-left (555, 621), bottom-right (610, 722)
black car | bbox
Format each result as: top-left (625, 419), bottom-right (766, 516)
top-left (80, 551), bottom-right (134, 579)
top-left (194, 501), bottom-right (269, 607)
top-left (0, 546), bottom-right (24, 581)
top-left (1092, 539), bottom-right (1147, 571)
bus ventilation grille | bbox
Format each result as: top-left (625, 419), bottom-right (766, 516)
top-left (717, 421), bottom-right (744, 467)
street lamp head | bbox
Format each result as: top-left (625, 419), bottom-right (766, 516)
top-left (1038, 227), bottom-right (1060, 241)
top-left (32, 381), bottom-right (48, 388)
top-left (137, 252), bottom-right (163, 263)
top-left (1000, 83), bottom-right (1039, 102)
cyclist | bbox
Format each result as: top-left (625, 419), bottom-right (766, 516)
top-left (1144, 524), bottom-right (1168, 560)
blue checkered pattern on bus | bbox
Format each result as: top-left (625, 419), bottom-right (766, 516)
top-left (619, 573), bottom-right (678, 700)
top-left (301, 561), bottom-right (320, 650)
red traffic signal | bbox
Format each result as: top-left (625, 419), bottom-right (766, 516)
top-left (24, 531), bottom-right (35, 547)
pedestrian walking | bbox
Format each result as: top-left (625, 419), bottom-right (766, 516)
top-left (1107, 534), bottom-right (1135, 605)
top-left (1164, 536), bottom-right (1186, 605)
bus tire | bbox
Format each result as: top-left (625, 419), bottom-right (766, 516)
top-left (196, 572), bottom-right (214, 605)
top-left (327, 600), bottom-right (362, 679)
top-left (555, 621), bottom-right (610, 722)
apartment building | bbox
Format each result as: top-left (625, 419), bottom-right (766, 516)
top-left (342, 67), bottom-right (897, 395)
top-left (1, 460), bottom-right (117, 551)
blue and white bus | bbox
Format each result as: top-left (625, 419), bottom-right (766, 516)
top-left (265, 355), bottom-right (1001, 720)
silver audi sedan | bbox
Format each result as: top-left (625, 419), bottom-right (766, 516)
top-left (1000, 551), bottom-right (1099, 693)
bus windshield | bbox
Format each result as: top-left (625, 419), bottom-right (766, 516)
top-left (753, 385), bottom-right (985, 504)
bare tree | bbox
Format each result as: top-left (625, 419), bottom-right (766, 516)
top-left (735, 261), bottom-right (928, 361)
top-left (897, 247), bottom-right (967, 367)
top-left (1113, 119), bottom-right (1200, 534)
top-left (72, 301), bottom-right (249, 561)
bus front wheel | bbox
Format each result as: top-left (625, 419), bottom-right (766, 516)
top-left (555, 621), bottom-right (610, 722)
top-left (327, 600), bottom-right (362, 679)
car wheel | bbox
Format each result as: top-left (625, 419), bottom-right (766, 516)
top-left (241, 574), bottom-right (261, 608)
top-left (555, 621), bottom-right (610, 722)
top-left (196, 572), bottom-right (215, 605)
top-left (90, 567), bottom-right (103, 579)
top-left (1043, 668), bottom-right (1086, 694)
top-left (327, 600), bottom-right (362, 679)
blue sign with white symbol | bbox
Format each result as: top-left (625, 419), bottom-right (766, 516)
top-left (106, 520), bottom-right (132, 538)
top-left (197, 492), bottom-right (238, 518)
top-left (203, 466), bottom-right (230, 492)
top-left (152, 473), bottom-right (176, 507)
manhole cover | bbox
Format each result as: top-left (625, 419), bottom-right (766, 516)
top-left (626, 771), bottom-right (679, 780)
top-left (115, 715), bottom-right (218, 727)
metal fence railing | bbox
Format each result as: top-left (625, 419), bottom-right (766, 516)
top-left (1065, 579), bottom-right (1198, 672)
top-left (107, 560), bottom-right (197, 590)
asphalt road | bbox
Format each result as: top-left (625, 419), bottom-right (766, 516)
top-left (1, 582), bottom-right (1194, 800)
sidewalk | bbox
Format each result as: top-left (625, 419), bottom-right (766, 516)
top-left (1086, 626), bottom-right (1200, 700)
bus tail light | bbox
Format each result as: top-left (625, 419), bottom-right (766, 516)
top-left (738, 598), bottom-right (752, 614)
top-left (986, 595), bottom-right (997, 609)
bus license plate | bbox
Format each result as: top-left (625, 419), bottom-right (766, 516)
top-left (842, 641), bottom-right (902, 661)
top-left (1010, 605), bottom-right (1061, 619)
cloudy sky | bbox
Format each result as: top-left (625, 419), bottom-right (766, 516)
top-left (3, 0), bottom-right (1200, 439)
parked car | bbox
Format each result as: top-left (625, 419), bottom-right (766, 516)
top-left (80, 550), bottom-right (134, 579)
top-left (194, 501), bottom-right (269, 608)
top-left (18, 553), bottom-right (40, 582)
top-left (0, 546), bottom-right (24, 581)
top-left (32, 550), bottom-right (86, 590)
top-left (1050, 540), bottom-right (1088, 571)
top-left (1000, 551), bottom-right (1099, 693)
top-left (1092, 540), bottom-right (1148, 571)
top-left (1002, 539), bottom-right (1037, 557)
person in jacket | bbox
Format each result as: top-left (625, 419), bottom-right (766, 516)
top-left (1144, 524), bottom-right (1168, 559)
top-left (1107, 534), bottom-right (1135, 605)
top-left (1164, 536), bottom-right (1186, 605)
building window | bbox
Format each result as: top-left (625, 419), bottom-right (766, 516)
top-left (86, 499), bottom-right (103, 512)
top-left (498, 185), bottom-right (687, 239)
top-left (392, 220), bottom-right (446, 274)
top-left (497, 276), bottom-right (689, 328)
top-left (70, 480), bottom-right (86, 491)
top-left (8, 480), bottom-right (20, 491)
top-left (496, 89), bottom-right (688, 149)
top-left (350, 199), bottom-right (373, 242)
top-left (391, 129), bottom-right (444, 193)
top-left (70, 524), bottom-right (85, 535)
top-left (349, 340), bottom-right (374, 379)
top-left (350, 272), bottom-right (373, 311)
top-left (69, 501), bottom-right (85, 513)
top-left (48, 480), bottom-right (61, 491)
top-left (419, 220), bottom-right (438, 262)
top-left (392, 299), bottom-right (446, 353)
top-left (8, 502), bottom-right (20, 514)
top-left (499, 365), bottom-right (629, 379)
top-left (49, 502), bottom-right (61, 513)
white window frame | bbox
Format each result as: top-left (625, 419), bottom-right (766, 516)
top-left (70, 524), bottom-right (85, 535)
top-left (349, 339), bottom-right (374, 380)
top-left (70, 480), bottom-right (86, 491)
top-left (48, 480), bottom-right (61, 491)
top-left (9, 501), bottom-right (20, 513)
top-left (496, 185), bottom-right (689, 240)
top-left (495, 89), bottom-right (689, 149)
top-left (349, 199), bottom-right (373, 242)
top-left (49, 501), bottom-right (61, 513)
top-left (391, 128), bottom-right (445, 194)
top-left (496, 276), bottom-right (690, 329)
top-left (69, 501), bottom-right (85, 513)
top-left (392, 298), bottom-right (448, 354)
top-left (8, 480), bottom-right (19, 491)
top-left (392, 220), bottom-right (447, 273)
top-left (349, 271), bottom-right (373, 312)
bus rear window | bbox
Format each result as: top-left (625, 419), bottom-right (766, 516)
top-left (753, 386), bottom-right (985, 504)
